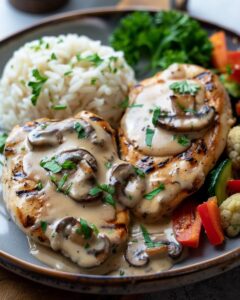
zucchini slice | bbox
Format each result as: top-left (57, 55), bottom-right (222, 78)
top-left (208, 159), bottom-right (232, 205)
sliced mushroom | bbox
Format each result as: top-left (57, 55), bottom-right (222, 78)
top-left (53, 149), bottom-right (100, 202)
top-left (125, 241), bottom-right (149, 267)
top-left (28, 118), bottom-right (104, 147)
top-left (109, 163), bottom-right (145, 208)
top-left (157, 105), bottom-right (216, 132)
top-left (51, 217), bottom-right (110, 268)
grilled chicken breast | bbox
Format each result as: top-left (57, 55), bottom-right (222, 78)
top-left (119, 63), bottom-right (234, 222)
top-left (2, 111), bottom-right (133, 271)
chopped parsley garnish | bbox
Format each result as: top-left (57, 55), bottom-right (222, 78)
top-left (169, 81), bottom-right (200, 96)
top-left (51, 104), bottom-right (67, 110)
top-left (91, 78), bottom-right (97, 85)
top-left (76, 53), bottom-right (103, 66)
top-left (40, 157), bottom-right (76, 174)
top-left (89, 184), bottom-right (116, 207)
top-left (104, 161), bottom-right (112, 169)
top-left (28, 69), bottom-right (48, 106)
top-left (61, 160), bottom-right (77, 170)
top-left (119, 97), bottom-right (129, 109)
top-left (144, 183), bottom-right (165, 200)
top-left (174, 135), bottom-right (191, 147)
top-left (64, 70), bottom-right (72, 76)
top-left (140, 225), bottom-right (164, 248)
top-left (40, 157), bottom-right (62, 173)
top-left (0, 133), bottom-right (8, 154)
top-left (37, 181), bottom-right (43, 191)
top-left (145, 128), bottom-right (155, 147)
top-left (151, 108), bottom-right (168, 126)
top-left (40, 221), bottom-right (48, 233)
top-left (133, 166), bottom-right (145, 178)
top-left (49, 53), bottom-right (57, 61)
top-left (90, 223), bottom-right (99, 235)
top-left (56, 173), bottom-right (69, 191)
top-left (74, 122), bottom-right (86, 139)
top-left (76, 218), bottom-right (92, 240)
top-left (119, 97), bottom-right (143, 109)
top-left (119, 270), bottom-right (125, 276)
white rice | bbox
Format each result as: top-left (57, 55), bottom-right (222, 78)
top-left (0, 34), bottom-right (135, 131)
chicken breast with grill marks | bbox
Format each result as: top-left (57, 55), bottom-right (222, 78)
top-left (119, 63), bottom-right (234, 223)
top-left (2, 111), bottom-right (132, 271)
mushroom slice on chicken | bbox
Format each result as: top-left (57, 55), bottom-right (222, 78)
top-left (109, 163), bottom-right (146, 208)
top-left (120, 63), bottom-right (234, 222)
top-left (46, 217), bottom-right (111, 268)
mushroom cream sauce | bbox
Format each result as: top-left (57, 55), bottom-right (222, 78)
top-left (2, 63), bottom-right (233, 276)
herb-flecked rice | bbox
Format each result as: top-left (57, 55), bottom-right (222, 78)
top-left (0, 34), bottom-right (135, 131)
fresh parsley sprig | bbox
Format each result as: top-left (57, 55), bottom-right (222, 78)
top-left (144, 183), bottom-right (165, 200)
top-left (89, 184), bottom-right (116, 207)
top-left (140, 225), bottom-right (164, 248)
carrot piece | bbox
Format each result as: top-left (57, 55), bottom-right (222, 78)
top-left (209, 31), bottom-right (228, 71)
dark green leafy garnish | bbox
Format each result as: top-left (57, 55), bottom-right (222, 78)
top-left (145, 128), bottom-right (155, 147)
top-left (89, 184), bottom-right (116, 207)
top-left (174, 135), bottom-right (191, 147)
top-left (76, 53), bottom-right (103, 66)
top-left (64, 70), bottom-right (72, 76)
top-left (56, 173), bottom-right (69, 192)
top-left (119, 97), bottom-right (143, 109)
top-left (0, 133), bottom-right (8, 154)
top-left (170, 81), bottom-right (200, 96)
top-left (37, 181), bottom-right (43, 191)
top-left (90, 223), bottom-right (99, 235)
top-left (74, 122), bottom-right (86, 139)
top-left (51, 104), bottom-right (67, 110)
top-left (110, 11), bottom-right (212, 73)
top-left (40, 157), bottom-right (62, 173)
top-left (104, 161), bottom-right (112, 169)
top-left (49, 53), bottom-right (57, 61)
top-left (133, 166), bottom-right (145, 178)
top-left (40, 157), bottom-right (76, 174)
top-left (76, 218), bottom-right (92, 240)
top-left (28, 69), bottom-right (48, 105)
top-left (40, 221), bottom-right (48, 233)
top-left (91, 78), bottom-right (97, 85)
top-left (152, 108), bottom-right (168, 126)
top-left (144, 183), bottom-right (165, 200)
top-left (140, 225), bottom-right (164, 248)
top-left (119, 270), bottom-right (125, 276)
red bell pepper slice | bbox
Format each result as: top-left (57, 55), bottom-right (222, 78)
top-left (172, 199), bottom-right (202, 248)
top-left (228, 51), bottom-right (240, 66)
top-left (197, 197), bottom-right (224, 246)
top-left (209, 31), bottom-right (228, 71)
top-left (227, 179), bottom-right (240, 194)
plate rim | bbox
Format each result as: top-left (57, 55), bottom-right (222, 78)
top-left (0, 5), bottom-right (240, 287)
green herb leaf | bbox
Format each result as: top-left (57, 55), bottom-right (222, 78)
top-left (128, 104), bottom-right (143, 108)
top-left (57, 173), bottom-right (69, 191)
top-left (90, 224), bottom-right (99, 235)
top-left (40, 221), bottom-right (48, 233)
top-left (76, 53), bottom-right (103, 66)
top-left (64, 70), bottom-right (72, 76)
top-left (98, 184), bottom-right (115, 195)
top-left (174, 135), bottom-right (191, 147)
top-left (91, 78), bottom-right (97, 85)
top-left (119, 270), bottom-right (125, 276)
top-left (61, 160), bottom-right (77, 170)
top-left (144, 183), bottom-right (165, 200)
top-left (37, 181), bottom-right (43, 191)
top-left (76, 218), bottom-right (92, 240)
top-left (74, 122), bottom-right (86, 139)
top-left (145, 128), bottom-right (155, 147)
top-left (119, 97), bottom-right (129, 109)
top-left (140, 225), bottom-right (164, 248)
top-left (49, 53), bottom-right (57, 61)
top-left (89, 186), bottom-right (103, 196)
top-left (133, 166), bottom-right (145, 178)
top-left (51, 104), bottom-right (67, 110)
top-left (0, 133), bottom-right (8, 154)
top-left (103, 193), bottom-right (116, 207)
top-left (104, 161), bottom-right (112, 169)
top-left (40, 157), bottom-right (62, 173)
top-left (28, 69), bottom-right (48, 105)
top-left (169, 81), bottom-right (200, 96)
